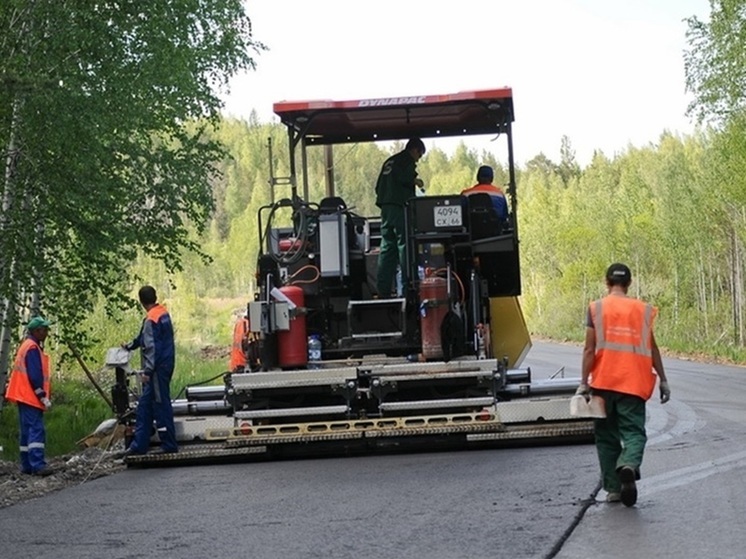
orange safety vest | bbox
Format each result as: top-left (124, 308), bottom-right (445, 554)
top-left (229, 317), bottom-right (250, 371)
top-left (148, 303), bottom-right (168, 323)
top-left (589, 295), bottom-right (658, 400)
top-left (5, 338), bottom-right (51, 410)
top-left (461, 184), bottom-right (506, 197)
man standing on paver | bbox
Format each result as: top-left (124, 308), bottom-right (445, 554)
top-left (577, 263), bottom-right (671, 506)
top-left (374, 138), bottom-right (426, 297)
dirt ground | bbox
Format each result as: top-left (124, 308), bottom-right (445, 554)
top-left (0, 446), bottom-right (126, 509)
top-left (0, 345), bottom-right (231, 510)
top-left (0, 420), bottom-right (129, 510)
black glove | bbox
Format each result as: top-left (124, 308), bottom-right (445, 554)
top-left (659, 380), bottom-right (671, 403)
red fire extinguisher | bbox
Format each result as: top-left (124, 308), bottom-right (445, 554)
top-left (419, 276), bottom-right (449, 360)
top-left (277, 285), bottom-right (308, 368)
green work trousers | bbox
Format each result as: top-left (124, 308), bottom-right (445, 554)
top-left (593, 389), bottom-right (647, 493)
top-left (376, 204), bottom-right (407, 296)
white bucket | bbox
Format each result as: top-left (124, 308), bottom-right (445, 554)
top-left (570, 394), bottom-right (606, 418)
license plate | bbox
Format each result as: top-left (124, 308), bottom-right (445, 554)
top-left (433, 205), bottom-right (462, 227)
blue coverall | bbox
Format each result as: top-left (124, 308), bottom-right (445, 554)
top-left (125, 306), bottom-right (178, 454)
top-left (18, 340), bottom-right (48, 473)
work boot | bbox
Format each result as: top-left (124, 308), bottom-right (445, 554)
top-left (152, 447), bottom-right (178, 455)
top-left (112, 448), bottom-right (131, 460)
top-left (606, 492), bottom-right (621, 503)
top-left (618, 466), bottom-right (638, 507)
top-left (29, 467), bottom-right (55, 477)
top-left (113, 447), bottom-right (144, 460)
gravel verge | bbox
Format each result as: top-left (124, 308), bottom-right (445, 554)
top-left (0, 446), bottom-right (126, 509)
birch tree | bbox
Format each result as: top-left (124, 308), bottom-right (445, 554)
top-left (0, 0), bottom-right (265, 382)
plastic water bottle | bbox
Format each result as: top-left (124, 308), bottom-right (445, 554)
top-left (308, 335), bottom-right (322, 369)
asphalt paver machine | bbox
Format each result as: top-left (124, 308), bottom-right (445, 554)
top-left (117, 88), bottom-right (594, 466)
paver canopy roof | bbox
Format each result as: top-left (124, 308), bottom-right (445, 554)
top-left (273, 88), bottom-right (514, 145)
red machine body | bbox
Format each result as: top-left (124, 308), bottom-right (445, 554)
top-left (277, 285), bottom-right (308, 368)
top-left (419, 276), bottom-right (449, 360)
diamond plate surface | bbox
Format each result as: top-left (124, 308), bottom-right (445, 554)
top-left (466, 420), bottom-right (594, 441)
top-left (125, 443), bottom-right (267, 465)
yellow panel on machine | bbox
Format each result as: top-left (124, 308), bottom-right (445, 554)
top-left (489, 296), bottom-right (531, 368)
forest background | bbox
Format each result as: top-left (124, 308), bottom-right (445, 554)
top-left (2, 1), bottom-right (746, 458)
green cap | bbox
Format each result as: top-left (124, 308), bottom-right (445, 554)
top-left (27, 316), bottom-right (52, 331)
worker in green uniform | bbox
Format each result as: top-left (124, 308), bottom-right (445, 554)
top-left (375, 138), bottom-right (426, 297)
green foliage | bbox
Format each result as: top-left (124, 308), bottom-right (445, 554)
top-left (0, 0), bottom-right (265, 354)
top-left (518, 123), bottom-right (746, 358)
top-left (684, 0), bottom-right (746, 124)
top-left (684, 5), bottom-right (746, 345)
top-left (170, 347), bottom-right (230, 400)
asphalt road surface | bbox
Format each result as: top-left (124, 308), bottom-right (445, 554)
top-left (1, 341), bottom-right (745, 559)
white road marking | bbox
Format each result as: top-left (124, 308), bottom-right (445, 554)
top-left (647, 399), bottom-right (705, 446)
top-left (640, 449), bottom-right (746, 496)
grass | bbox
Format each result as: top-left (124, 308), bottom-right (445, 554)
top-left (0, 344), bottom-right (229, 463)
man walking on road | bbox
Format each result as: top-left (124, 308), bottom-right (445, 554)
top-left (577, 263), bottom-right (671, 507)
top-left (120, 285), bottom-right (178, 457)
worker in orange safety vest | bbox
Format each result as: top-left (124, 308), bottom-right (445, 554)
top-left (229, 315), bottom-right (250, 372)
top-left (118, 286), bottom-right (178, 458)
top-left (577, 263), bottom-right (671, 507)
top-left (460, 165), bottom-right (508, 221)
top-left (4, 316), bottom-right (55, 476)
